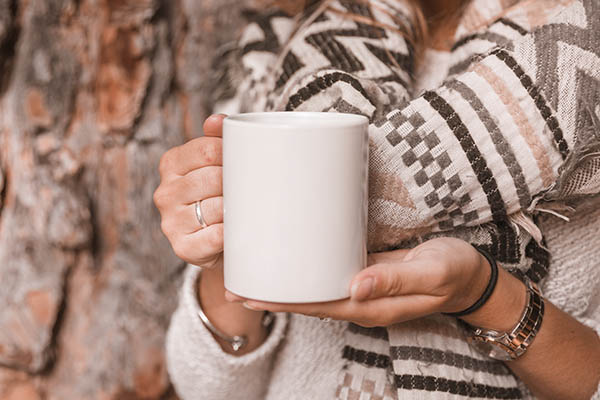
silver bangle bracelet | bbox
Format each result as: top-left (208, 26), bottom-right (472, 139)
top-left (195, 268), bottom-right (274, 352)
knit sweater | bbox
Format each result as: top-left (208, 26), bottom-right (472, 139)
top-left (166, 0), bottom-right (600, 398)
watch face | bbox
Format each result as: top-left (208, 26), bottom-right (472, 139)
top-left (468, 336), bottom-right (513, 361)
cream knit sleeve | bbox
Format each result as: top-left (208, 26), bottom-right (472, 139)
top-left (538, 197), bottom-right (600, 399)
top-left (540, 199), bottom-right (600, 332)
top-left (165, 266), bottom-right (288, 400)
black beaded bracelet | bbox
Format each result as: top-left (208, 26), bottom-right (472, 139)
top-left (443, 247), bottom-right (499, 318)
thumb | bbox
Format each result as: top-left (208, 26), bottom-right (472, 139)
top-left (350, 260), bottom-right (427, 302)
top-left (203, 114), bottom-right (227, 137)
top-left (367, 248), bottom-right (411, 266)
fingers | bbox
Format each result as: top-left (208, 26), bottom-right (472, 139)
top-left (243, 295), bottom-right (441, 327)
top-left (353, 249), bottom-right (411, 301)
top-left (243, 298), bottom-right (347, 317)
top-left (350, 260), bottom-right (439, 301)
top-left (156, 166), bottom-right (222, 207)
top-left (197, 197), bottom-right (224, 226)
top-left (180, 166), bottom-right (222, 204)
top-left (171, 223), bottom-right (224, 265)
top-left (225, 290), bottom-right (246, 303)
top-left (203, 114), bottom-right (226, 137)
top-left (161, 197), bottom-right (224, 235)
top-left (348, 295), bottom-right (441, 327)
top-left (351, 295), bottom-right (442, 327)
top-left (155, 114), bottom-right (227, 266)
top-left (159, 137), bottom-right (222, 180)
top-left (367, 248), bottom-right (410, 265)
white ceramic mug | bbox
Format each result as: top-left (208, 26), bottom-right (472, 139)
top-left (222, 112), bottom-right (369, 303)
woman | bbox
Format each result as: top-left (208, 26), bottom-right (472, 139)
top-left (154, 0), bottom-right (600, 398)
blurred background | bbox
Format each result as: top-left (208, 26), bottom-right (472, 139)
top-left (0, 0), bottom-right (253, 398)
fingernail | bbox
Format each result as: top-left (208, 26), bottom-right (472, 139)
top-left (243, 302), bottom-right (263, 311)
top-left (351, 277), bottom-right (374, 301)
top-left (224, 291), bottom-right (236, 302)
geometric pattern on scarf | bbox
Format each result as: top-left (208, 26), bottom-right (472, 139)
top-left (216, 0), bottom-right (600, 398)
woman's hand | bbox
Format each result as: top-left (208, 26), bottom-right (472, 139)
top-left (153, 114), bottom-right (226, 269)
top-left (155, 114), bottom-right (269, 355)
top-left (231, 237), bottom-right (492, 327)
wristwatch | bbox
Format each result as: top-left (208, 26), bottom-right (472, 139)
top-left (464, 272), bottom-right (545, 361)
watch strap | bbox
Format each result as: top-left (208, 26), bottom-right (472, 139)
top-left (466, 276), bottom-right (545, 360)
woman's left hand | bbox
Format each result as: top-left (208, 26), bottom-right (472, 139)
top-left (227, 237), bottom-right (492, 327)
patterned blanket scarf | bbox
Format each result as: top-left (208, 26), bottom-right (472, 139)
top-left (213, 0), bottom-right (600, 397)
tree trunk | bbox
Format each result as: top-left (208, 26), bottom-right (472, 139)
top-left (0, 0), bottom-right (250, 398)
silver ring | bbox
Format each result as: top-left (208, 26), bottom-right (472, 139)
top-left (195, 200), bottom-right (208, 229)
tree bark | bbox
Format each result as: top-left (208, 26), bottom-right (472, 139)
top-left (0, 0), bottom-right (250, 398)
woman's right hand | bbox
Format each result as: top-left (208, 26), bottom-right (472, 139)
top-left (153, 114), bottom-right (225, 269)
top-left (154, 114), bottom-right (269, 355)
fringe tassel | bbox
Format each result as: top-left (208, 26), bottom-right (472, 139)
top-left (509, 211), bottom-right (543, 244)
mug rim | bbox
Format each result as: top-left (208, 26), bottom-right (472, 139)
top-left (224, 111), bottom-right (369, 130)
